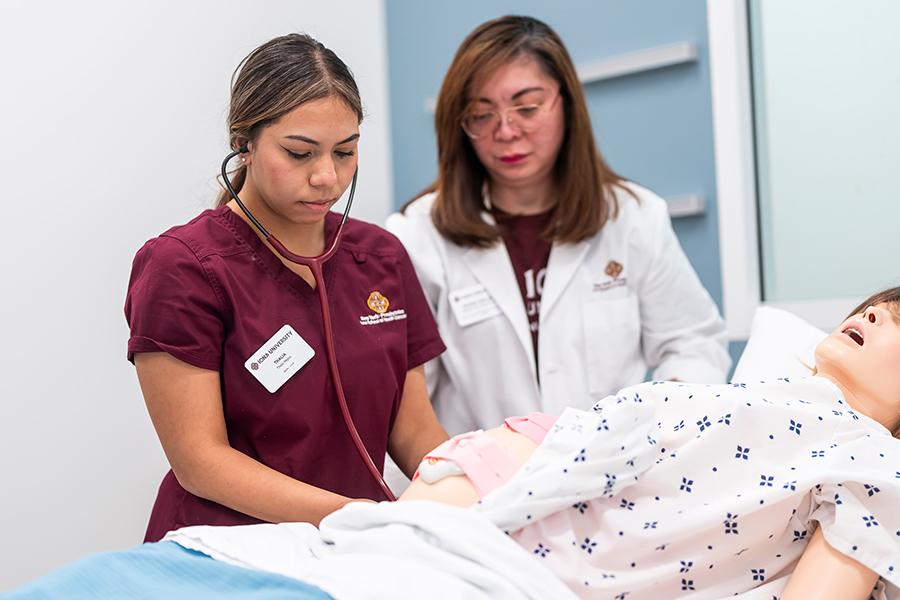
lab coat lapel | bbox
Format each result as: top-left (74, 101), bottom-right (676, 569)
top-left (541, 240), bottom-right (591, 319)
top-left (462, 243), bottom-right (536, 377)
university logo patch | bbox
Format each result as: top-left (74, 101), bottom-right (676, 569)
top-left (593, 259), bottom-right (627, 292)
top-left (367, 291), bottom-right (390, 314)
top-left (605, 260), bottom-right (624, 279)
top-left (360, 290), bottom-right (407, 326)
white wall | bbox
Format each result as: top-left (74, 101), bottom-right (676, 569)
top-left (0, 0), bottom-right (392, 590)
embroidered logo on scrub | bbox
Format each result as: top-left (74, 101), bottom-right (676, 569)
top-left (367, 291), bottom-right (390, 314)
top-left (360, 290), bottom-right (407, 326)
top-left (593, 259), bottom-right (628, 292)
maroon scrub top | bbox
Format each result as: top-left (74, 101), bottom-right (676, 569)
top-left (125, 206), bottom-right (445, 542)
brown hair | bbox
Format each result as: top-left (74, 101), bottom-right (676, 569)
top-left (408, 15), bottom-right (633, 247)
top-left (845, 286), bottom-right (900, 322)
top-left (845, 286), bottom-right (900, 438)
top-left (217, 33), bottom-right (362, 206)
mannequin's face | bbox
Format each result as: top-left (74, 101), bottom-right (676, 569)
top-left (815, 303), bottom-right (900, 430)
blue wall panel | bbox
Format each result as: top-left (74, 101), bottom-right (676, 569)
top-left (385, 0), bottom-right (723, 308)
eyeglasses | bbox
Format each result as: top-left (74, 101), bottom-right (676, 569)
top-left (461, 92), bottom-right (560, 140)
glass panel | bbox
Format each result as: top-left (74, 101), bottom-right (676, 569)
top-left (748, 0), bottom-right (900, 302)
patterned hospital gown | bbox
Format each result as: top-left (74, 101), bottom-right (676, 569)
top-left (475, 377), bottom-right (900, 599)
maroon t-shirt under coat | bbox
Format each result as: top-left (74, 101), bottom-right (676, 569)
top-left (493, 206), bottom-right (554, 371)
top-left (125, 206), bottom-right (444, 542)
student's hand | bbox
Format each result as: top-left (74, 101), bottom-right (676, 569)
top-left (342, 498), bottom-right (377, 508)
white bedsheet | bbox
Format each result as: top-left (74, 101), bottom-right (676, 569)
top-left (164, 499), bottom-right (577, 600)
top-left (164, 377), bottom-right (898, 599)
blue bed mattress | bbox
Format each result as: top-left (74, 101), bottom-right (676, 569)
top-left (4, 541), bottom-right (332, 600)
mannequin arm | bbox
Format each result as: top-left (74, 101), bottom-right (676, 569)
top-left (781, 527), bottom-right (877, 600)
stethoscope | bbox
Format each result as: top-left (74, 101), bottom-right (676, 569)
top-left (222, 144), bottom-right (396, 502)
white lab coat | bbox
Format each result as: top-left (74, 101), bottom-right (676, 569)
top-left (385, 183), bottom-right (730, 435)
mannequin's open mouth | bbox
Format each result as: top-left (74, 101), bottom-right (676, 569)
top-left (842, 327), bottom-right (864, 346)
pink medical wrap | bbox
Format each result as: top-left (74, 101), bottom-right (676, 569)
top-left (503, 412), bottom-right (557, 444)
top-left (421, 431), bottom-right (519, 497)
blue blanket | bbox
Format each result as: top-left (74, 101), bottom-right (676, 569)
top-left (4, 541), bottom-right (332, 599)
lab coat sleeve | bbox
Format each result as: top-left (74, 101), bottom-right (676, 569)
top-left (631, 191), bottom-right (731, 383)
top-left (385, 205), bottom-right (447, 397)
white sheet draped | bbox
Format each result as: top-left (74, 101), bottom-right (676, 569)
top-left (165, 500), bottom-right (577, 600)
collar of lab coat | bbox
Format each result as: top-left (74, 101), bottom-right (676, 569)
top-left (463, 206), bottom-right (592, 378)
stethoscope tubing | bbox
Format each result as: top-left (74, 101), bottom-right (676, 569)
top-left (221, 147), bottom-right (396, 502)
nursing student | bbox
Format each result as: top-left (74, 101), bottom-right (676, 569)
top-left (125, 33), bottom-right (448, 542)
top-left (387, 16), bottom-right (731, 435)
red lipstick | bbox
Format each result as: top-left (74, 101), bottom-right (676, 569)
top-left (500, 154), bottom-right (527, 165)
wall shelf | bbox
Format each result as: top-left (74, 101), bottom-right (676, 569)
top-left (665, 194), bottom-right (706, 218)
top-left (424, 40), bottom-right (698, 112)
top-left (578, 41), bottom-right (698, 84)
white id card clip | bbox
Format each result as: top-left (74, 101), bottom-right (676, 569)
top-left (448, 284), bottom-right (501, 327)
top-left (244, 324), bottom-right (314, 393)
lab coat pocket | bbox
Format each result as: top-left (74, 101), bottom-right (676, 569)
top-left (583, 294), bottom-right (641, 395)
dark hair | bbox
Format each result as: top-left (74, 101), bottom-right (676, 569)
top-left (409, 15), bottom-right (634, 247)
top-left (217, 33), bottom-right (362, 206)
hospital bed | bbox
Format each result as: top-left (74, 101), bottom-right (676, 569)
top-left (5, 308), bottom-right (896, 600)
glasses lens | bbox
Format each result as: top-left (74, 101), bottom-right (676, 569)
top-left (462, 98), bottom-right (551, 139)
top-left (464, 111), bottom-right (496, 138)
top-left (508, 104), bottom-right (542, 131)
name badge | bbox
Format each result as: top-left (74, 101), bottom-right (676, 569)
top-left (448, 284), bottom-right (501, 327)
top-left (244, 324), bottom-right (314, 393)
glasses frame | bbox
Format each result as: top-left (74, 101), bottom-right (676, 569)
top-left (460, 91), bottom-right (561, 140)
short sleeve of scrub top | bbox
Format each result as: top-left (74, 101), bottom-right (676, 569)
top-left (125, 206), bottom-right (445, 542)
top-left (125, 234), bottom-right (225, 370)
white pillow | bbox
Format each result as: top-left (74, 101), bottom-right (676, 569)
top-left (731, 306), bottom-right (829, 383)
